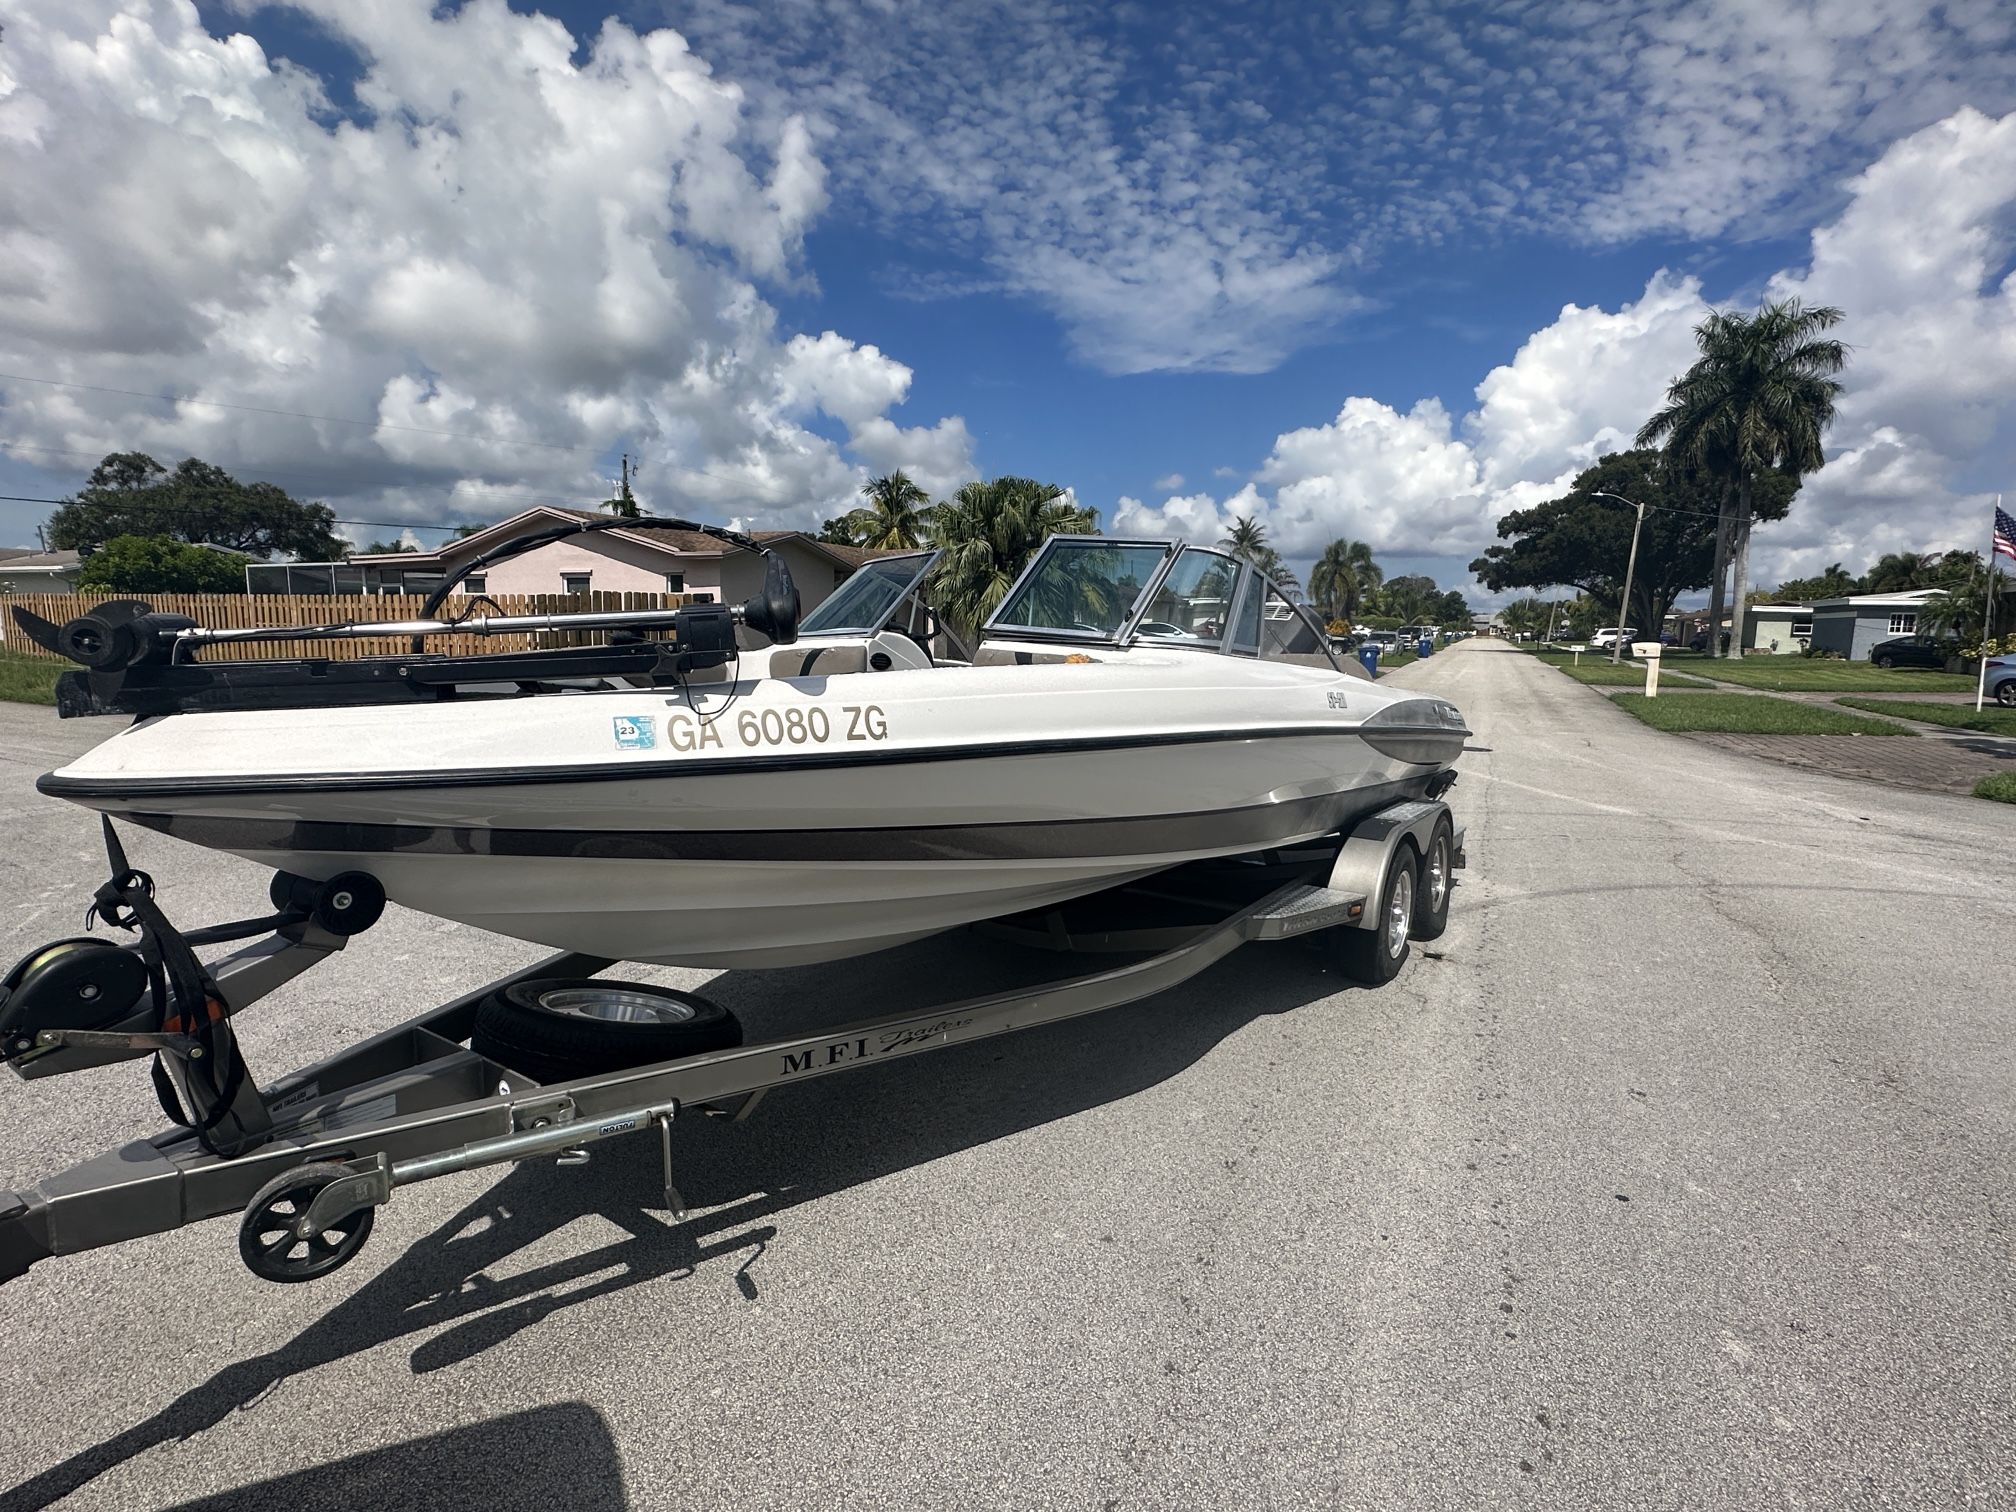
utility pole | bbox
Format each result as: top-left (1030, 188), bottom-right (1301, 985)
top-left (1593, 491), bottom-right (1649, 665)
top-left (607, 453), bottom-right (641, 518)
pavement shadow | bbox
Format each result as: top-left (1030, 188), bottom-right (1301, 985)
top-left (1948, 734), bottom-right (2016, 760)
top-left (0, 931), bottom-right (1357, 1511)
top-left (157, 1403), bottom-right (626, 1512)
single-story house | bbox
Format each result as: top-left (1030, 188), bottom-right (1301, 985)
top-left (251, 507), bottom-right (885, 617)
top-left (1807, 589), bottom-right (1946, 661)
top-left (0, 549), bottom-right (83, 594)
top-left (1744, 602), bottom-right (1814, 655)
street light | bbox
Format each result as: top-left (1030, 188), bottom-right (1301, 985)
top-left (1591, 491), bottom-right (1649, 665)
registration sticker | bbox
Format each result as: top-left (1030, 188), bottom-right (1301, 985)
top-left (613, 715), bottom-right (656, 750)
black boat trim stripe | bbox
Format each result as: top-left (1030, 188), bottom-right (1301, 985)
top-left (114, 779), bottom-right (1434, 863)
top-left (36, 724), bottom-right (1465, 801)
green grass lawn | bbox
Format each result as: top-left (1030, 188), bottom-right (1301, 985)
top-left (1609, 691), bottom-right (1918, 735)
top-left (1975, 772), bottom-right (2016, 803)
top-left (1654, 652), bottom-right (1976, 693)
top-left (1834, 698), bottom-right (2016, 735)
top-left (1521, 646), bottom-right (1711, 687)
top-left (0, 650), bottom-right (59, 705)
top-left (1374, 648), bottom-right (1418, 672)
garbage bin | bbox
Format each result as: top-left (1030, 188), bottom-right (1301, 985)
top-left (1358, 644), bottom-right (1381, 677)
top-left (1417, 636), bottom-right (1433, 658)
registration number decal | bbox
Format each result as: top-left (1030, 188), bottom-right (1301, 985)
top-left (659, 704), bottom-right (891, 752)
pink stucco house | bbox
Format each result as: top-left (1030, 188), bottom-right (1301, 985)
top-left (259, 506), bottom-right (882, 613)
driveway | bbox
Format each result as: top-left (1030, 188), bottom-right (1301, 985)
top-left (1, 652), bottom-right (2013, 1510)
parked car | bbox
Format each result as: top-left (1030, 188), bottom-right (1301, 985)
top-left (1868, 635), bottom-right (1949, 670)
top-left (1589, 627), bottom-right (1639, 651)
top-left (1687, 630), bottom-right (1730, 652)
top-left (1985, 655), bottom-right (2016, 706)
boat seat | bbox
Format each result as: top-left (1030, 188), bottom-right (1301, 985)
top-left (768, 644), bottom-right (869, 678)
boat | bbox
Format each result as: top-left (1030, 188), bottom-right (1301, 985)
top-left (19, 519), bottom-right (1468, 968)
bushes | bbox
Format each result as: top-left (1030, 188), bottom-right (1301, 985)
top-left (77, 535), bottom-right (245, 594)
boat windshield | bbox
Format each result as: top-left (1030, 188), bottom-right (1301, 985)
top-left (988, 539), bottom-right (1170, 639)
top-left (1131, 548), bottom-right (1241, 646)
top-left (799, 551), bottom-right (938, 636)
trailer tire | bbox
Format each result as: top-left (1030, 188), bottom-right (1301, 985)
top-left (472, 978), bottom-right (740, 1084)
top-left (1411, 818), bottom-right (1455, 942)
top-left (1331, 849), bottom-right (1416, 985)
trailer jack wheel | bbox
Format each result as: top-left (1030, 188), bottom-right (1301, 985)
top-left (237, 1162), bottom-right (376, 1283)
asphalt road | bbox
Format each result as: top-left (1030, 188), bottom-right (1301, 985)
top-left (1, 641), bottom-right (2012, 1510)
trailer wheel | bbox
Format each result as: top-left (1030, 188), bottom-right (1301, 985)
top-left (1331, 850), bottom-right (1416, 985)
top-left (238, 1162), bottom-right (375, 1283)
top-left (472, 978), bottom-right (740, 1084)
top-left (1411, 819), bottom-right (1455, 942)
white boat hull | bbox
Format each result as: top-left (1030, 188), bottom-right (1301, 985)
top-left (43, 651), bottom-right (1464, 966)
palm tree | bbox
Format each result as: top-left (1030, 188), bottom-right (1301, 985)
top-left (845, 471), bottom-right (933, 550)
top-left (926, 477), bottom-right (1097, 634)
top-left (1863, 551), bottom-right (1938, 593)
top-left (1638, 299), bottom-right (1848, 657)
top-left (1309, 538), bottom-right (1381, 623)
top-left (1498, 597), bottom-right (1548, 640)
top-left (1218, 515), bottom-right (1299, 590)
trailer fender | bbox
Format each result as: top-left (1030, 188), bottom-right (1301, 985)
top-left (1325, 800), bottom-right (1458, 930)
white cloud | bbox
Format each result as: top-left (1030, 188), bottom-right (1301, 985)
top-left (672, 0), bottom-right (2016, 375)
top-left (0, 0), bottom-right (960, 542)
top-left (1114, 106), bottom-right (2016, 601)
top-left (1152, 472), bottom-right (1185, 492)
top-left (846, 415), bottom-right (976, 501)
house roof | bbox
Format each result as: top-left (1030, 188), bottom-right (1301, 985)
top-left (0, 549), bottom-right (82, 571)
top-left (1747, 602), bottom-right (1813, 613)
top-left (345, 507), bottom-right (890, 573)
top-left (0, 547), bottom-right (31, 562)
top-left (1812, 588), bottom-right (1948, 609)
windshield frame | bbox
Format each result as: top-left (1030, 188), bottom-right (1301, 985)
top-left (979, 535), bottom-right (1334, 665)
top-left (797, 549), bottom-right (941, 637)
top-left (981, 537), bottom-right (1177, 644)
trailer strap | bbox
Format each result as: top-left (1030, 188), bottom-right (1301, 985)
top-left (88, 817), bottom-right (250, 1154)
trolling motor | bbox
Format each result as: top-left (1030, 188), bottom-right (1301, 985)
top-left (0, 819), bottom-right (385, 1158)
top-left (11, 515), bottom-right (801, 718)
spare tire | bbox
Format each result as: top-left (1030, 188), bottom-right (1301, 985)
top-left (471, 977), bottom-right (740, 1084)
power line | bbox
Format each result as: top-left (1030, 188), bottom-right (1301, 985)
top-left (0, 438), bottom-right (605, 511)
top-left (0, 490), bottom-right (608, 534)
top-left (0, 371), bottom-right (604, 455)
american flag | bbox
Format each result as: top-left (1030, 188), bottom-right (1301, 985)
top-left (1997, 504), bottom-right (2016, 564)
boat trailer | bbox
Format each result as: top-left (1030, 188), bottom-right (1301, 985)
top-left (0, 797), bottom-right (1461, 1291)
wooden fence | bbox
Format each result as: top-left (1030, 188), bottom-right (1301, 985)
top-left (0, 590), bottom-right (693, 664)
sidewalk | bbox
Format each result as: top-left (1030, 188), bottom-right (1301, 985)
top-left (1593, 664), bottom-right (2016, 794)
top-left (1677, 730), bottom-right (2016, 797)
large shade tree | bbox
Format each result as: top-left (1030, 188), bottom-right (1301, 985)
top-left (1309, 537), bottom-right (1381, 622)
top-left (1471, 450), bottom-right (1796, 635)
top-left (846, 471), bottom-right (934, 550)
top-left (925, 477), bottom-right (1096, 633)
top-left (1637, 299), bottom-right (1848, 657)
top-left (48, 453), bottom-right (345, 560)
top-left (1374, 574), bottom-right (1442, 625)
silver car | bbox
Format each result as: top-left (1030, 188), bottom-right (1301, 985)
top-left (1986, 655), bottom-right (2016, 707)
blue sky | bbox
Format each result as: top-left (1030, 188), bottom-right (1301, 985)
top-left (4, 1), bottom-right (2015, 600)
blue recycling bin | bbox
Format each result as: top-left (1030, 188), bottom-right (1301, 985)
top-left (1417, 636), bottom-right (1434, 657)
top-left (1358, 643), bottom-right (1381, 677)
